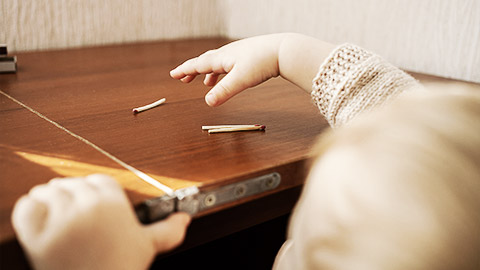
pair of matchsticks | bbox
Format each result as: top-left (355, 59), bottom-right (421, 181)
top-left (132, 98), bottom-right (265, 134)
top-left (203, 124), bottom-right (266, 134)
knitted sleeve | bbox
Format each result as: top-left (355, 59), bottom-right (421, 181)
top-left (311, 44), bottom-right (420, 128)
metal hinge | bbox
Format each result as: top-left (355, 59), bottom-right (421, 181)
top-left (136, 172), bottom-right (281, 223)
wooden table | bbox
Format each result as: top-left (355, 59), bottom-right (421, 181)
top-left (0, 38), bottom-right (329, 268)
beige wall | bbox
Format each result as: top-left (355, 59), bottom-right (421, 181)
top-left (1, 0), bottom-right (479, 82)
top-left (223, 0), bottom-right (480, 83)
top-left (1, 0), bottom-right (224, 51)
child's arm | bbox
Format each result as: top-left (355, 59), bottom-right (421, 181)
top-left (170, 33), bottom-right (335, 106)
top-left (12, 174), bottom-right (190, 270)
top-left (171, 33), bottom-right (420, 128)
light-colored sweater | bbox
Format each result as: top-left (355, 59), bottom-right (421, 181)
top-left (311, 44), bottom-right (420, 128)
top-left (275, 44), bottom-right (422, 270)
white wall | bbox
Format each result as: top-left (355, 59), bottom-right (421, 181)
top-left (1, 0), bottom-right (479, 82)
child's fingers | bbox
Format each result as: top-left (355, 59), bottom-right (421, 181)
top-left (169, 59), bottom-right (196, 79)
top-left (180, 75), bottom-right (197, 83)
top-left (12, 196), bottom-right (49, 241)
top-left (84, 174), bottom-right (125, 197)
top-left (48, 177), bottom-right (98, 202)
top-left (146, 212), bottom-right (191, 253)
top-left (28, 183), bottom-right (74, 207)
top-left (205, 67), bottom-right (247, 107)
top-left (170, 52), bottom-right (230, 80)
top-left (204, 73), bottom-right (220, 86)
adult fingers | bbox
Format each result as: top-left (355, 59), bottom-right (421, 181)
top-left (145, 212), bottom-right (191, 253)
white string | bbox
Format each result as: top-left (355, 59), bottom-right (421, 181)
top-left (0, 90), bottom-right (175, 196)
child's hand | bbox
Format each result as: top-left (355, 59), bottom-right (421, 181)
top-left (170, 34), bottom-right (285, 106)
top-left (170, 33), bottom-right (335, 107)
top-left (12, 174), bottom-right (191, 270)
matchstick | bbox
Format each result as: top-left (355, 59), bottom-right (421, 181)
top-left (207, 125), bottom-right (266, 134)
top-left (132, 98), bottom-right (166, 114)
top-left (202, 124), bottom-right (263, 130)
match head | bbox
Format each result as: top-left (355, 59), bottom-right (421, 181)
top-left (132, 109), bottom-right (139, 114)
top-left (253, 124), bottom-right (266, 130)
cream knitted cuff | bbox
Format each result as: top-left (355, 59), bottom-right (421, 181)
top-left (311, 44), bottom-right (420, 128)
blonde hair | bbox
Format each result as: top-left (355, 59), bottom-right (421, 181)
top-left (288, 88), bottom-right (480, 269)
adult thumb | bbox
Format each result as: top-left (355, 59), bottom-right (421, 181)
top-left (145, 212), bottom-right (191, 253)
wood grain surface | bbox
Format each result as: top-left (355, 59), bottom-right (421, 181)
top-left (0, 38), bottom-right (329, 251)
top-left (2, 39), bottom-right (479, 269)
